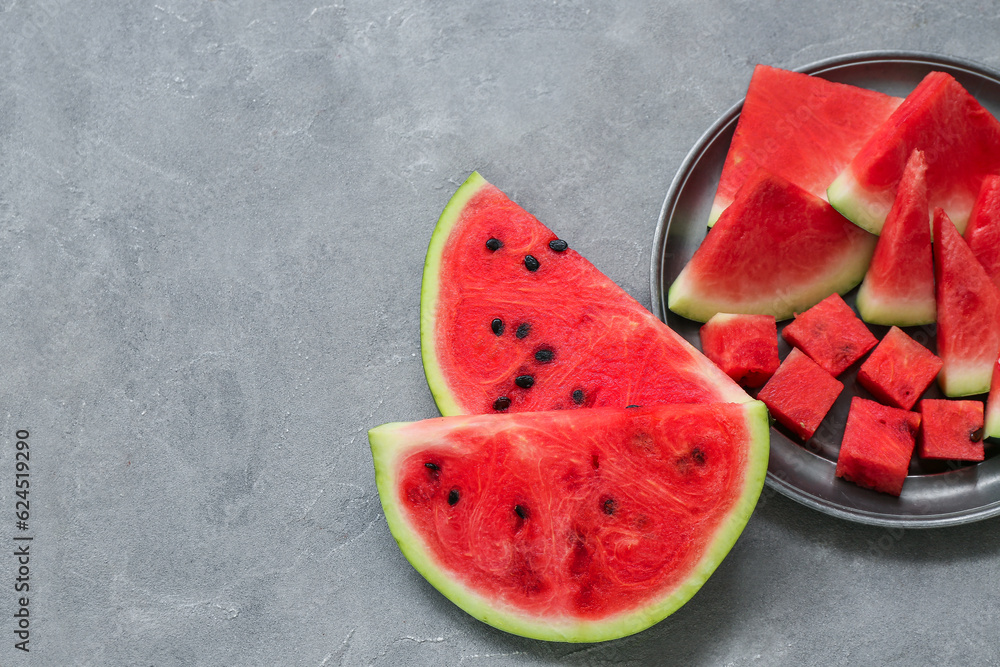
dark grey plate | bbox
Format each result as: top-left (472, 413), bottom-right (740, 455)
top-left (650, 51), bottom-right (1000, 528)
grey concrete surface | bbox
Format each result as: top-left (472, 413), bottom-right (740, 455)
top-left (0, 0), bottom-right (998, 665)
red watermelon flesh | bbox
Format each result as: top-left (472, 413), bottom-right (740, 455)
top-left (828, 71), bottom-right (1000, 236)
top-left (964, 173), bottom-right (1000, 289)
top-left (668, 168), bottom-right (876, 322)
top-left (699, 313), bottom-right (779, 388)
top-left (933, 207), bottom-right (1000, 397)
top-left (422, 173), bottom-right (749, 417)
top-left (708, 64), bottom-right (902, 225)
top-left (918, 399), bottom-right (985, 461)
top-left (757, 348), bottom-right (843, 441)
top-left (855, 149), bottom-right (935, 326)
top-left (835, 397), bottom-right (920, 497)
top-left (781, 293), bottom-right (878, 377)
top-left (369, 403), bottom-right (770, 642)
top-left (985, 358), bottom-right (1000, 440)
top-left (857, 326), bottom-right (942, 411)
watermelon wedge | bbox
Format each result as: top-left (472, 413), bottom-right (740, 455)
top-left (985, 358), bottom-right (1000, 439)
top-left (964, 174), bottom-right (1000, 289)
top-left (828, 71), bottom-right (1000, 235)
top-left (422, 173), bottom-right (749, 416)
top-left (855, 150), bottom-right (935, 326)
top-left (369, 402), bottom-right (769, 642)
top-left (708, 64), bottom-right (902, 225)
top-left (933, 208), bottom-right (1000, 397)
top-left (668, 168), bottom-right (876, 322)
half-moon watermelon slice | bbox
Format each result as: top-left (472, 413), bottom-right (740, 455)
top-left (708, 64), bottom-right (902, 226)
top-left (422, 172), bottom-right (749, 416)
top-left (828, 71), bottom-right (1000, 235)
top-left (369, 402), bottom-right (769, 642)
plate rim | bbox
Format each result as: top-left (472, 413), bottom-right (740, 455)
top-left (649, 50), bottom-right (1000, 528)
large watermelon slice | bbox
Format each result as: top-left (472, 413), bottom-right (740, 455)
top-left (668, 168), bottom-right (876, 322)
top-left (422, 172), bottom-right (749, 416)
top-left (369, 402), bottom-right (769, 642)
top-left (708, 64), bottom-right (902, 225)
top-left (828, 71), bottom-right (1000, 235)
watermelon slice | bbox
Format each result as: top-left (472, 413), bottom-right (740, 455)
top-left (856, 326), bottom-right (942, 411)
top-left (708, 64), bottom-right (902, 226)
top-left (757, 348), bottom-right (843, 441)
top-left (918, 399), bottom-right (985, 461)
top-left (699, 313), bottom-right (779, 388)
top-left (369, 403), bottom-right (770, 642)
top-left (854, 150), bottom-right (935, 326)
top-left (985, 358), bottom-right (1000, 440)
top-left (964, 174), bottom-right (1000, 289)
top-left (668, 169), bottom-right (876, 322)
top-left (835, 397), bottom-right (920, 497)
top-left (828, 71), bottom-right (1000, 235)
top-left (421, 173), bottom-right (749, 416)
top-left (780, 293), bottom-right (878, 377)
top-left (933, 207), bottom-right (1000, 396)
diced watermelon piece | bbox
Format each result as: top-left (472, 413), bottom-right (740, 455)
top-left (985, 358), bottom-right (1000, 440)
top-left (918, 399), bottom-right (985, 461)
top-left (699, 313), bottom-right (779, 388)
top-left (857, 327), bottom-right (942, 410)
top-left (855, 150), bottom-right (935, 326)
top-left (933, 208), bottom-right (1000, 396)
top-left (708, 65), bottom-right (902, 225)
top-left (964, 174), bottom-right (1000, 289)
top-left (780, 293), bottom-right (878, 377)
top-left (669, 168), bottom-right (876, 322)
top-left (828, 71), bottom-right (1000, 235)
top-left (835, 397), bottom-right (920, 496)
top-left (757, 348), bottom-right (843, 440)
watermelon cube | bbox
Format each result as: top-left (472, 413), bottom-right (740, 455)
top-left (758, 348), bottom-right (843, 441)
top-left (699, 313), bottom-right (779, 388)
top-left (781, 293), bottom-right (878, 376)
top-left (857, 326), bottom-right (942, 410)
top-left (835, 397), bottom-right (920, 496)
top-left (918, 399), bottom-right (985, 461)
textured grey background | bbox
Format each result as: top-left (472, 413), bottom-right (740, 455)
top-left (0, 0), bottom-right (998, 665)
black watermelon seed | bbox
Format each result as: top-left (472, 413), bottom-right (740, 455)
top-left (572, 389), bottom-right (584, 405)
top-left (448, 489), bottom-right (460, 506)
top-left (514, 504), bottom-right (528, 520)
top-left (692, 447), bottom-right (706, 466)
top-left (524, 255), bottom-right (540, 271)
top-left (534, 348), bottom-right (554, 363)
top-left (602, 498), bottom-right (617, 515)
top-left (549, 239), bottom-right (568, 252)
top-left (491, 318), bottom-right (504, 336)
top-left (424, 462), bottom-right (440, 471)
top-left (493, 396), bottom-right (511, 411)
top-left (516, 322), bottom-right (531, 339)
top-left (972, 427), bottom-right (984, 442)
top-left (626, 404), bottom-right (641, 409)
top-left (486, 238), bottom-right (502, 251)
top-left (515, 375), bottom-right (535, 389)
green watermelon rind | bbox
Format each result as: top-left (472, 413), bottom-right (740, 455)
top-left (368, 402), bottom-right (770, 643)
top-left (827, 169), bottom-right (892, 236)
top-left (855, 280), bottom-right (936, 327)
top-left (939, 362), bottom-right (992, 399)
top-left (419, 172), bottom-right (487, 418)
